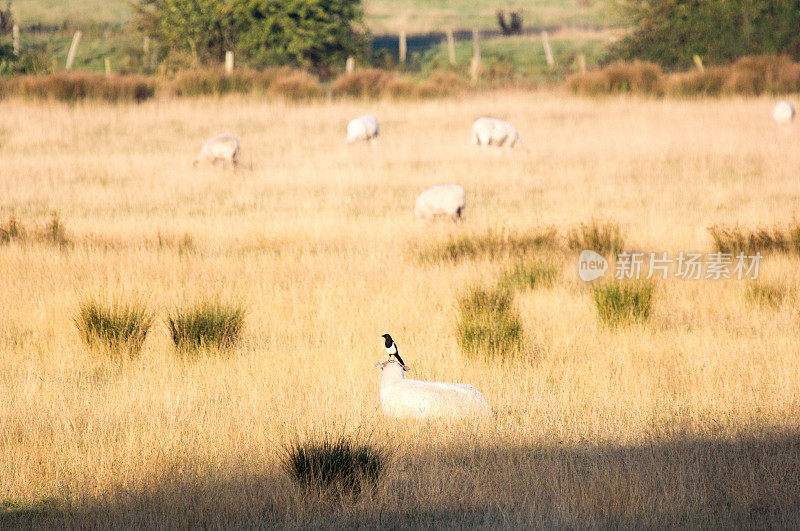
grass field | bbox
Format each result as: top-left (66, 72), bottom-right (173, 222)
top-left (8, 0), bottom-right (619, 75)
top-left (9, 0), bottom-right (615, 31)
top-left (2, 92), bottom-right (800, 526)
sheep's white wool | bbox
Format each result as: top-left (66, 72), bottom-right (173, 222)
top-left (414, 184), bottom-right (466, 221)
top-left (373, 360), bottom-right (492, 419)
top-left (194, 134), bottom-right (240, 167)
top-left (346, 114), bottom-right (379, 143)
top-left (471, 117), bottom-right (521, 148)
top-left (773, 101), bottom-right (796, 124)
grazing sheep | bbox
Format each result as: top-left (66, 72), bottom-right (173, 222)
top-left (346, 114), bottom-right (379, 143)
top-left (471, 117), bottom-right (527, 150)
top-left (373, 359), bottom-right (492, 419)
top-left (193, 134), bottom-right (240, 168)
top-left (414, 184), bottom-right (466, 221)
top-left (773, 100), bottom-right (795, 124)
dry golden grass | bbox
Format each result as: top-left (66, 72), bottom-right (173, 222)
top-left (2, 92), bottom-right (800, 526)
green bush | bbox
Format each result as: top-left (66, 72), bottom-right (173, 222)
top-left (282, 435), bottom-right (387, 496)
top-left (168, 299), bottom-right (245, 351)
top-left (75, 298), bottom-right (155, 358)
top-left (456, 287), bottom-right (522, 360)
top-left (593, 281), bottom-right (654, 327)
top-left (135, 0), bottom-right (367, 73)
top-left (609, 0), bottom-right (800, 70)
top-left (567, 219), bottom-right (625, 256)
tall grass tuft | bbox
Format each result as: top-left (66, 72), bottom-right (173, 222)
top-left (745, 281), bottom-right (787, 309)
top-left (74, 298), bottom-right (155, 359)
top-left (282, 435), bottom-right (387, 496)
top-left (709, 223), bottom-right (800, 256)
top-left (44, 213), bottom-right (70, 248)
top-left (1, 73), bottom-right (155, 102)
top-left (567, 219), bottom-right (625, 256)
top-left (331, 69), bottom-right (395, 98)
top-left (593, 281), bottom-right (654, 327)
top-left (456, 286), bottom-right (523, 360)
top-left (566, 61), bottom-right (664, 96)
top-left (419, 228), bottom-right (558, 264)
top-left (499, 260), bottom-right (559, 292)
top-left (168, 299), bottom-right (245, 352)
top-left (0, 215), bottom-right (24, 244)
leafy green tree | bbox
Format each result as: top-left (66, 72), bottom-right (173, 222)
top-left (134, 0), bottom-right (368, 73)
top-left (134, 0), bottom-right (237, 64)
top-left (233, 0), bottom-right (367, 73)
top-left (610, 0), bottom-right (800, 69)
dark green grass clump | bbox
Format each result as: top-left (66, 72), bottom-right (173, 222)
top-left (457, 286), bottom-right (523, 360)
top-left (419, 228), bottom-right (558, 263)
top-left (593, 281), bottom-right (654, 327)
top-left (282, 435), bottom-right (387, 496)
top-left (709, 224), bottom-right (800, 256)
top-left (499, 260), bottom-right (559, 292)
top-left (567, 219), bottom-right (625, 256)
top-left (168, 300), bottom-right (245, 351)
top-left (74, 298), bottom-right (154, 358)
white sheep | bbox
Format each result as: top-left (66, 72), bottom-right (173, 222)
top-left (471, 117), bottom-right (527, 150)
top-left (372, 359), bottom-right (492, 419)
top-left (194, 134), bottom-right (240, 168)
top-left (773, 100), bottom-right (795, 124)
top-left (414, 184), bottom-right (466, 222)
top-left (346, 114), bottom-right (379, 143)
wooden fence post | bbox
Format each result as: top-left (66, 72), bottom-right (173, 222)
top-left (577, 53), bottom-right (586, 74)
top-left (12, 24), bottom-right (19, 56)
top-left (470, 29), bottom-right (481, 83)
top-left (104, 57), bottom-right (111, 76)
top-left (541, 31), bottom-right (554, 68)
top-left (446, 28), bottom-right (456, 66)
top-left (225, 51), bottom-right (234, 74)
top-left (399, 30), bottom-right (407, 64)
top-left (345, 56), bottom-right (355, 72)
top-left (65, 31), bottom-right (82, 71)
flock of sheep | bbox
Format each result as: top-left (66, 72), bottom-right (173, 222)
top-left (193, 114), bottom-right (531, 224)
top-left (191, 100), bottom-right (796, 420)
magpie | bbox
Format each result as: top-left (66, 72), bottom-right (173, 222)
top-left (381, 333), bottom-right (406, 366)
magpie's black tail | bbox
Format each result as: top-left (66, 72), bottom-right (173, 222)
top-left (392, 352), bottom-right (406, 366)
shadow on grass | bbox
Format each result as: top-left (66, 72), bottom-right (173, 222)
top-left (5, 429), bottom-right (800, 527)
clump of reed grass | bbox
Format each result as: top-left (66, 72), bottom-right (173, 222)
top-left (1, 73), bottom-right (155, 102)
top-left (566, 60), bottom-right (664, 96)
top-left (282, 434), bottom-right (387, 496)
top-left (74, 298), bottom-right (154, 359)
top-left (331, 69), bottom-right (395, 98)
top-left (709, 223), bottom-right (800, 256)
top-left (0, 215), bottom-right (24, 244)
top-left (44, 213), bottom-right (70, 248)
top-left (499, 259), bottom-right (559, 292)
top-left (593, 281), bottom-right (654, 327)
top-left (456, 286), bottom-right (523, 360)
top-left (567, 219), bottom-right (625, 256)
top-left (745, 281), bottom-right (787, 309)
top-left (267, 70), bottom-right (321, 100)
top-left (419, 228), bottom-right (558, 264)
top-left (168, 299), bottom-right (245, 352)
